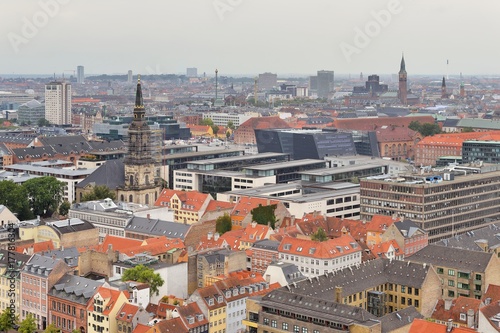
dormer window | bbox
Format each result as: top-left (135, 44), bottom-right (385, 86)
top-left (240, 287), bottom-right (245, 294)
top-left (187, 316), bottom-right (195, 324)
top-left (208, 298), bottom-right (214, 306)
top-left (233, 289), bottom-right (238, 296)
top-left (196, 314), bottom-right (204, 321)
top-left (284, 244), bottom-right (291, 251)
top-left (226, 291), bottom-right (231, 298)
top-left (217, 296), bottom-right (223, 303)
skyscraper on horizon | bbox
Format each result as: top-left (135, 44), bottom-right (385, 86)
top-left (316, 70), bottom-right (334, 99)
top-left (45, 81), bottom-right (72, 125)
top-left (127, 70), bottom-right (133, 84)
top-left (77, 65), bottom-right (84, 84)
top-left (186, 67), bottom-right (197, 78)
top-left (258, 72), bottom-right (278, 90)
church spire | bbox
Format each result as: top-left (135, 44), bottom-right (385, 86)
top-left (442, 76), bottom-right (446, 87)
top-left (400, 53), bottom-right (406, 72)
top-left (135, 75), bottom-right (144, 109)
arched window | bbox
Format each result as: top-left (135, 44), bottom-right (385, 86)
top-left (120, 195), bottom-right (124, 202)
top-left (398, 144), bottom-right (402, 154)
top-left (145, 175), bottom-right (149, 185)
top-left (129, 175), bottom-right (134, 185)
top-left (392, 144), bottom-right (396, 156)
top-left (385, 144), bottom-right (389, 154)
top-left (403, 143), bottom-right (407, 153)
top-left (129, 195), bottom-right (133, 202)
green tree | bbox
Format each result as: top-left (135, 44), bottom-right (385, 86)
top-left (0, 308), bottom-right (16, 331)
top-left (226, 130), bottom-right (231, 139)
top-left (251, 204), bottom-right (278, 229)
top-left (408, 121), bottom-right (441, 137)
top-left (226, 121), bottom-right (235, 130)
top-left (200, 118), bottom-right (214, 126)
top-left (311, 227), bottom-right (328, 242)
top-left (44, 323), bottom-right (60, 333)
top-left (18, 313), bottom-right (37, 333)
top-left (58, 201), bottom-right (71, 216)
top-left (216, 213), bottom-right (232, 235)
top-left (37, 118), bottom-right (50, 127)
top-left (0, 180), bottom-right (32, 220)
top-left (212, 125), bottom-right (219, 136)
top-left (461, 127), bottom-right (474, 133)
top-left (121, 264), bottom-right (164, 296)
top-left (22, 176), bottom-right (65, 217)
top-left (81, 185), bottom-right (116, 202)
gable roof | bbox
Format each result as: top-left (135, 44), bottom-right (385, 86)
top-left (237, 116), bottom-right (290, 131)
top-left (431, 296), bottom-right (481, 324)
top-left (380, 306), bottom-right (423, 332)
top-left (125, 217), bottom-right (190, 240)
top-left (409, 244), bottom-right (493, 273)
top-left (278, 234), bottom-right (361, 259)
top-left (75, 158), bottom-right (125, 189)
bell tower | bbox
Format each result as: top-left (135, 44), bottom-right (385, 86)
top-left (398, 54), bottom-right (407, 105)
top-left (120, 76), bottom-right (161, 205)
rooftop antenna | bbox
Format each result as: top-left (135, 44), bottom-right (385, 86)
top-left (215, 69), bottom-right (218, 101)
top-left (446, 59), bottom-right (449, 80)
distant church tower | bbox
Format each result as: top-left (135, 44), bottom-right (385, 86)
top-left (120, 76), bottom-right (161, 205)
top-left (441, 76), bottom-right (448, 99)
top-left (398, 54), bottom-right (407, 105)
top-left (460, 82), bottom-right (465, 98)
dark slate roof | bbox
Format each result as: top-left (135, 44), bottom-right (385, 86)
top-left (49, 273), bottom-right (104, 304)
top-left (0, 133), bottom-right (35, 145)
top-left (287, 258), bottom-right (431, 298)
top-left (201, 249), bottom-right (231, 264)
top-left (252, 239), bottom-right (280, 251)
top-left (40, 247), bottom-right (79, 267)
top-left (13, 146), bottom-right (57, 159)
top-left (75, 159), bottom-right (125, 189)
top-left (0, 249), bottom-right (30, 278)
top-left (409, 244), bottom-right (492, 273)
top-left (23, 254), bottom-right (66, 277)
top-left (38, 135), bottom-right (90, 147)
top-left (442, 118), bottom-right (460, 127)
top-left (434, 223), bottom-right (500, 252)
top-left (394, 219), bottom-right (426, 238)
top-left (47, 218), bottom-right (96, 235)
top-left (274, 261), bottom-right (305, 285)
top-left (261, 289), bottom-right (378, 327)
top-left (380, 306), bottom-right (423, 332)
top-left (125, 216), bottom-right (190, 240)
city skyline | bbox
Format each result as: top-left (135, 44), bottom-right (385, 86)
top-left (1, 0), bottom-right (500, 76)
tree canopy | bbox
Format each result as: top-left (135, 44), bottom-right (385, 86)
top-left (0, 180), bottom-right (32, 220)
top-left (251, 204), bottom-right (278, 229)
top-left (44, 323), bottom-right (60, 333)
top-left (23, 177), bottom-right (65, 217)
top-left (311, 227), bottom-right (328, 242)
top-left (81, 185), bottom-right (116, 202)
top-left (216, 213), bottom-right (232, 235)
top-left (0, 308), bottom-right (17, 331)
top-left (18, 314), bottom-right (37, 333)
top-left (408, 121), bottom-right (441, 137)
top-left (121, 265), bottom-right (164, 296)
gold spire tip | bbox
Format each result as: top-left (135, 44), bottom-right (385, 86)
top-left (138, 74), bottom-right (141, 84)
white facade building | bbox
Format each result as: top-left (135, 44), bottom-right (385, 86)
top-left (45, 81), bottom-right (72, 125)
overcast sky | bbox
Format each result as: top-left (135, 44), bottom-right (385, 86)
top-left (1, 0), bottom-right (499, 76)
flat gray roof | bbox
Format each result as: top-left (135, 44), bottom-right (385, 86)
top-left (5, 164), bottom-right (97, 177)
top-left (163, 148), bottom-right (244, 160)
top-left (299, 163), bottom-right (385, 176)
top-left (187, 152), bottom-right (288, 165)
top-left (245, 159), bottom-right (326, 171)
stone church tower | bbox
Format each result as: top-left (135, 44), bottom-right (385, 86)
top-left (398, 54), bottom-right (407, 105)
top-left (118, 76), bottom-right (161, 205)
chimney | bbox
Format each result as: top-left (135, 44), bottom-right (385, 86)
top-left (251, 221), bottom-right (257, 228)
top-left (335, 286), bottom-right (342, 303)
top-left (444, 299), bottom-right (452, 311)
top-left (214, 232), bottom-right (220, 241)
top-left (466, 309), bottom-right (474, 328)
top-left (207, 232), bottom-right (213, 240)
top-left (446, 319), bottom-right (453, 332)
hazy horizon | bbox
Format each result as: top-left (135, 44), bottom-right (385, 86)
top-left (2, 0), bottom-right (500, 76)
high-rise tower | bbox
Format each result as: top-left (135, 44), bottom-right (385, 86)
top-left (45, 81), bottom-right (72, 125)
top-left (77, 66), bottom-right (84, 84)
top-left (121, 76), bottom-right (161, 205)
top-left (398, 54), bottom-right (407, 105)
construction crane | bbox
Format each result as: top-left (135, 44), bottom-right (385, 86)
top-left (254, 77), bottom-right (258, 105)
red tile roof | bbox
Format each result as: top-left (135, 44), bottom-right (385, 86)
top-left (479, 302), bottom-right (500, 333)
top-left (90, 286), bottom-right (129, 316)
top-left (409, 318), bottom-right (476, 333)
top-left (122, 238), bottom-right (185, 257)
top-left (240, 222), bottom-right (273, 244)
top-left (483, 284), bottom-right (500, 304)
top-left (431, 296), bottom-right (481, 324)
top-left (16, 240), bottom-right (55, 254)
top-left (278, 234), bottom-right (361, 259)
top-left (133, 323), bottom-right (150, 333)
top-left (370, 239), bottom-right (401, 259)
top-left (237, 116), bottom-right (290, 130)
top-left (375, 126), bottom-right (419, 143)
top-left (148, 317), bottom-right (187, 333)
top-left (116, 303), bottom-right (139, 323)
top-left (155, 189), bottom-right (212, 211)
